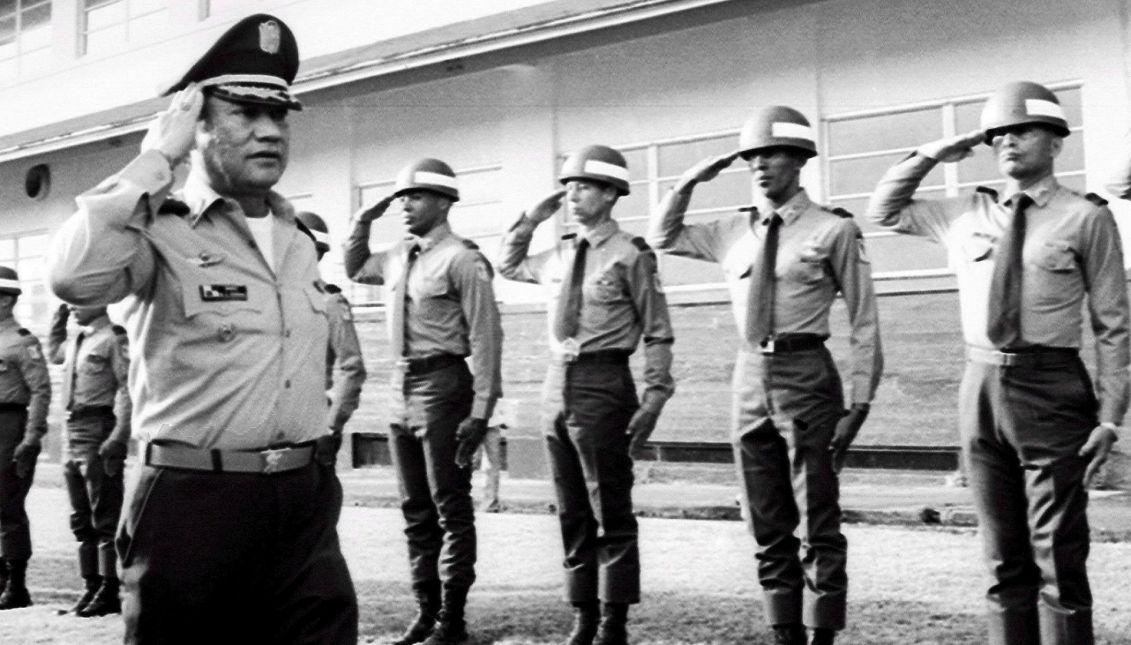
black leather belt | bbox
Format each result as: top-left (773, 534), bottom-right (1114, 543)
top-left (759, 335), bottom-right (826, 355)
top-left (0, 403), bottom-right (27, 412)
top-left (572, 349), bottom-right (631, 365)
top-left (69, 406), bottom-right (113, 420)
top-left (145, 441), bottom-right (315, 474)
top-left (399, 353), bottom-right (465, 376)
top-left (966, 346), bottom-right (1078, 368)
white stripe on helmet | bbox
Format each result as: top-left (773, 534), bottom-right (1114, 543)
top-left (581, 159), bottom-right (630, 182)
top-left (413, 171), bottom-right (459, 190)
top-left (1025, 98), bottom-right (1066, 121)
top-left (771, 122), bottom-right (814, 142)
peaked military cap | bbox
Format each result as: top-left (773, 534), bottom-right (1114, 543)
top-left (163, 13), bottom-right (302, 111)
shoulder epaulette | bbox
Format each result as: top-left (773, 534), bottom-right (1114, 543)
top-left (1085, 192), bottom-right (1109, 207)
top-left (630, 237), bottom-right (652, 252)
top-left (111, 325), bottom-right (127, 336)
top-left (324, 283), bottom-right (342, 294)
top-left (824, 206), bottom-right (853, 218)
top-left (460, 238), bottom-right (480, 250)
top-left (975, 186), bottom-right (999, 199)
top-left (561, 233), bottom-right (578, 241)
top-left (16, 328), bottom-right (30, 336)
top-left (157, 199), bottom-right (190, 216)
top-left (738, 205), bottom-right (759, 214)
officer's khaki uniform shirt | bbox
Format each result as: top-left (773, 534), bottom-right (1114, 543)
top-left (498, 217), bottom-right (675, 413)
top-left (0, 318), bottom-right (50, 438)
top-left (867, 154), bottom-right (1130, 424)
top-left (48, 150), bottom-right (330, 450)
top-left (47, 314), bottom-right (131, 444)
top-left (648, 188), bottom-right (883, 405)
top-left (324, 288), bottom-right (366, 432)
top-left (344, 220), bottom-right (502, 421)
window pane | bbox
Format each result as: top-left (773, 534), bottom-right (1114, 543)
top-left (1057, 173), bottom-right (1087, 193)
top-left (128, 9), bottom-right (167, 39)
top-left (456, 168), bottom-right (499, 205)
top-left (21, 1), bottom-right (49, 30)
top-left (203, 0), bottom-right (251, 19)
top-left (86, 1), bottom-right (126, 31)
top-left (658, 170), bottom-right (751, 210)
top-left (0, 1), bottom-right (14, 18)
top-left (657, 135), bottom-right (736, 178)
top-left (0, 39), bottom-right (15, 62)
top-left (618, 148), bottom-right (647, 178)
top-left (0, 55), bottom-right (10, 79)
top-left (827, 108), bottom-right (942, 157)
top-left (615, 189), bottom-right (650, 221)
top-left (829, 153), bottom-right (945, 196)
top-left (0, 16), bottom-right (14, 45)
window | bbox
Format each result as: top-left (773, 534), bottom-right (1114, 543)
top-left (561, 132), bottom-right (754, 292)
top-left (198, 0), bottom-right (258, 21)
top-left (824, 83), bottom-right (1085, 282)
top-left (353, 165), bottom-right (505, 306)
top-left (0, 232), bottom-right (50, 332)
top-left (82, 0), bottom-right (166, 56)
top-left (0, 0), bottom-right (52, 81)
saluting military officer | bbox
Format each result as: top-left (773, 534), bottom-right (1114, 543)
top-left (47, 304), bottom-right (131, 617)
top-left (866, 81), bottom-right (1128, 645)
top-left (345, 158), bottom-right (503, 645)
top-left (48, 15), bottom-right (357, 644)
top-left (498, 145), bottom-right (675, 645)
top-left (0, 267), bottom-right (49, 611)
top-left (649, 107), bottom-right (882, 645)
top-left (296, 211), bottom-right (367, 460)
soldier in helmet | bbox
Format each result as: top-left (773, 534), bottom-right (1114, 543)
top-left (498, 145), bottom-right (675, 645)
top-left (0, 267), bottom-right (49, 611)
top-left (649, 107), bottom-right (882, 645)
top-left (46, 303), bottom-right (131, 618)
top-left (296, 211), bottom-right (367, 460)
top-left (47, 14), bottom-right (358, 644)
top-left (345, 158), bottom-right (503, 645)
top-left (866, 81), bottom-right (1127, 645)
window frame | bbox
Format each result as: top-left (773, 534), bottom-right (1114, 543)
top-left (80, 0), bottom-right (167, 56)
top-left (0, 0), bottom-right (53, 79)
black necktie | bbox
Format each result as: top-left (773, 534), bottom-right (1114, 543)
top-left (554, 238), bottom-right (589, 341)
top-left (987, 194), bottom-right (1033, 349)
top-left (746, 214), bottom-right (782, 346)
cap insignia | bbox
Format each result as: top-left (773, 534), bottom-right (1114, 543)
top-left (259, 20), bottom-right (281, 55)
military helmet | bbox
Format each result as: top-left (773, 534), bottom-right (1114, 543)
top-left (558, 145), bottom-right (631, 196)
top-left (738, 105), bottom-right (818, 159)
top-left (980, 81), bottom-right (1070, 145)
top-left (393, 158), bottom-right (460, 202)
top-left (295, 211), bottom-right (330, 254)
top-left (0, 266), bottom-right (20, 296)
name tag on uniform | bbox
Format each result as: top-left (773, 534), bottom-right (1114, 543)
top-left (199, 284), bottom-right (248, 302)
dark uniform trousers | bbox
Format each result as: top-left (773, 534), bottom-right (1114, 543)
top-left (117, 461), bottom-right (358, 645)
top-left (63, 409), bottom-right (123, 576)
top-left (960, 354), bottom-right (1097, 645)
top-left (542, 360), bottom-right (640, 605)
top-left (389, 360), bottom-right (476, 589)
top-left (0, 407), bottom-right (34, 562)
top-left (732, 347), bottom-right (847, 630)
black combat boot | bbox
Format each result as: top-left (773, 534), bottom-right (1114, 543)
top-left (393, 580), bottom-right (442, 645)
top-left (592, 603), bottom-right (628, 645)
top-left (566, 600), bottom-right (600, 645)
top-left (77, 578), bottom-right (121, 617)
top-left (0, 558), bottom-right (32, 609)
top-left (61, 543), bottom-right (100, 615)
top-left (421, 585), bottom-right (469, 645)
top-left (809, 627), bottom-right (836, 645)
top-left (772, 623), bottom-right (806, 645)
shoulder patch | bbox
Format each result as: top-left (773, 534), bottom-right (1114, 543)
top-left (157, 199), bottom-right (191, 217)
top-left (630, 237), bottom-right (653, 252)
top-left (1085, 192), bottom-right (1109, 207)
top-left (16, 328), bottom-right (29, 336)
top-left (460, 239), bottom-right (480, 250)
top-left (474, 256), bottom-right (495, 282)
top-left (738, 205), bottom-right (759, 214)
top-left (324, 282), bottom-right (342, 294)
top-left (821, 206), bottom-right (853, 218)
top-left (111, 325), bottom-right (127, 336)
top-left (975, 186), bottom-right (999, 199)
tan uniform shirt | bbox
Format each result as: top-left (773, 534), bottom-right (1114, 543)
top-left (649, 188), bottom-right (883, 404)
top-left (0, 318), bottom-right (50, 439)
top-left (344, 220), bottom-right (503, 421)
top-left (324, 287), bottom-right (366, 432)
top-left (48, 150), bottom-right (330, 450)
top-left (47, 314), bottom-right (132, 443)
top-left (498, 216), bottom-right (675, 412)
top-left (867, 153), bottom-right (1130, 423)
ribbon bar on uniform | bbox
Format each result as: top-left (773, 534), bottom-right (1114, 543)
top-left (145, 442), bottom-right (314, 474)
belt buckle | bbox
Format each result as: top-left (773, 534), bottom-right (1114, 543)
top-left (260, 447), bottom-right (291, 473)
top-left (997, 351), bottom-right (1018, 367)
top-left (560, 337), bottom-right (580, 363)
top-left (760, 339), bottom-right (775, 355)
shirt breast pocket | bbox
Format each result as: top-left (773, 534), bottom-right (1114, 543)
top-left (788, 253), bottom-right (827, 284)
top-left (181, 282), bottom-right (265, 320)
top-left (1035, 240), bottom-right (1077, 273)
top-left (962, 236), bottom-right (995, 263)
top-left (82, 354), bottom-right (109, 374)
top-left (585, 274), bottom-right (623, 302)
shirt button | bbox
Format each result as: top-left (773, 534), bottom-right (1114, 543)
top-left (284, 380), bottom-right (291, 388)
top-left (285, 329), bottom-right (292, 338)
top-left (248, 239), bottom-right (257, 248)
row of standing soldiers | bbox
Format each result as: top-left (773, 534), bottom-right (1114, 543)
top-left (2, 12), bottom-right (1125, 645)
